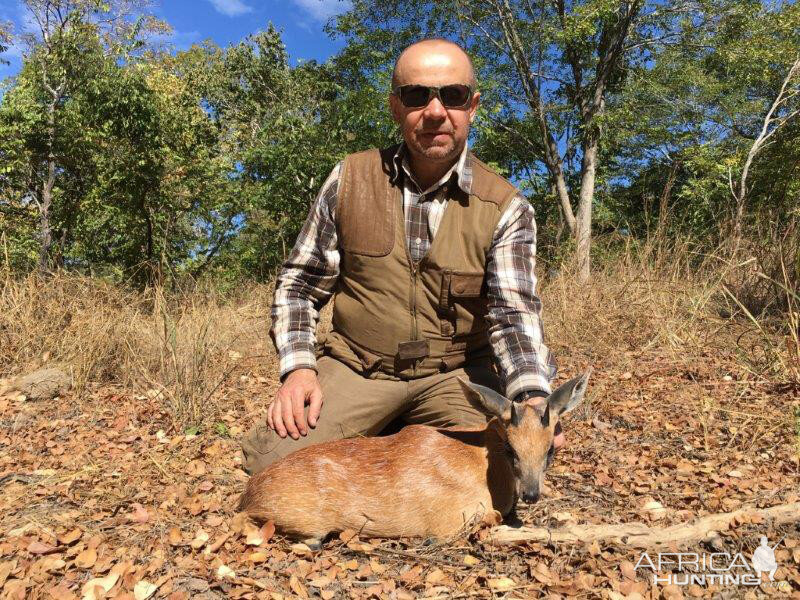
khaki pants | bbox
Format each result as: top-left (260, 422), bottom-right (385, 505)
top-left (241, 355), bottom-right (500, 475)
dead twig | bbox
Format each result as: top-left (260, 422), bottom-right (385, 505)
top-left (487, 502), bottom-right (800, 547)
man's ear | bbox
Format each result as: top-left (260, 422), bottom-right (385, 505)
top-left (468, 91), bottom-right (480, 123)
top-left (389, 93), bottom-right (403, 125)
top-left (547, 370), bottom-right (591, 416)
top-left (457, 377), bottom-right (511, 421)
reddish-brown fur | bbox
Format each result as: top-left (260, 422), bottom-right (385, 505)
top-left (238, 422), bottom-right (515, 539)
top-left (237, 373), bottom-right (589, 541)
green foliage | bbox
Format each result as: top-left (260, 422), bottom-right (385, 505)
top-left (605, 1), bottom-right (800, 241)
top-left (0, 22), bottom-right (10, 66)
top-left (1, 0), bottom-right (798, 284)
top-left (194, 26), bottom-right (396, 280)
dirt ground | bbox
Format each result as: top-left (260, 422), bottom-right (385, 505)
top-left (1, 312), bottom-right (799, 598)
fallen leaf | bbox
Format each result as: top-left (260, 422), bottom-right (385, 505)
top-left (186, 460), bottom-right (206, 477)
top-left (425, 569), bottom-right (445, 584)
top-left (244, 522), bottom-right (263, 546)
top-left (28, 541), bottom-right (58, 555)
top-left (216, 564), bottom-right (235, 580)
top-left (369, 558), bottom-right (386, 574)
top-left (621, 560), bottom-right (636, 580)
top-left (260, 520), bottom-right (275, 542)
top-left (205, 515), bottom-right (223, 527)
top-left (43, 557), bottom-right (66, 572)
top-left (133, 580), bottom-right (159, 600)
top-left (81, 573), bottom-right (119, 600)
top-left (343, 559), bottom-right (358, 571)
top-left (189, 529), bottom-right (209, 550)
top-left (247, 551), bottom-right (268, 563)
top-left (463, 554), bottom-right (480, 566)
top-left (531, 562), bottom-right (554, 585)
top-left (291, 543), bottom-right (312, 556)
top-left (399, 565), bottom-right (422, 583)
top-left (59, 529), bottom-right (83, 545)
top-left (48, 584), bottom-right (77, 600)
top-left (129, 504), bottom-right (150, 524)
top-left (0, 560), bottom-right (15, 587)
top-left (288, 574), bottom-right (309, 599)
top-left (75, 547), bottom-right (98, 568)
top-left (168, 527), bottom-right (183, 546)
top-left (642, 500), bottom-right (666, 520)
top-left (309, 576), bottom-right (332, 588)
top-left (487, 577), bottom-right (515, 591)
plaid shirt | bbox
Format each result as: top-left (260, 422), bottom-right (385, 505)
top-left (270, 143), bottom-right (557, 399)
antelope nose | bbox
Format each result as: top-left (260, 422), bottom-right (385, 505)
top-left (522, 491), bottom-right (540, 504)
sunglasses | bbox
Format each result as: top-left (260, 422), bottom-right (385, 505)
top-left (392, 84), bottom-right (474, 109)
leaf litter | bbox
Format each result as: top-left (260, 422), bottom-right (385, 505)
top-left (0, 343), bottom-right (798, 598)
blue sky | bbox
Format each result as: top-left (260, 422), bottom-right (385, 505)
top-left (0, 0), bottom-right (351, 78)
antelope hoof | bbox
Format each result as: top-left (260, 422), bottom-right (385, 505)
top-left (302, 538), bottom-right (322, 551)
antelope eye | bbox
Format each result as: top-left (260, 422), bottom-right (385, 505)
top-left (545, 444), bottom-right (555, 468)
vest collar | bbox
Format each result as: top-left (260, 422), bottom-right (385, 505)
top-left (390, 142), bottom-right (473, 196)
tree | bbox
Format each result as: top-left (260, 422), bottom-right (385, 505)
top-left (195, 26), bottom-right (395, 279)
top-left (11, 0), bottom-right (164, 273)
top-left (729, 57), bottom-right (800, 241)
top-left (0, 21), bottom-right (11, 65)
top-left (330, 0), bottom-right (778, 282)
top-left (605, 1), bottom-right (800, 243)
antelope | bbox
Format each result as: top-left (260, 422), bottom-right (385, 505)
top-left (238, 371), bottom-right (590, 547)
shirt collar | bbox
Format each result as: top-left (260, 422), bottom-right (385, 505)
top-left (391, 142), bottom-right (472, 196)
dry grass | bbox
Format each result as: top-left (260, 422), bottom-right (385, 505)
top-left (1, 242), bottom-right (799, 598)
top-left (0, 237), bottom-right (796, 431)
top-left (0, 273), bottom-right (275, 429)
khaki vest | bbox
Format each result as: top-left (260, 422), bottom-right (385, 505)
top-left (320, 144), bottom-right (519, 379)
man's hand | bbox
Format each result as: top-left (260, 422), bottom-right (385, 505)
top-left (267, 368), bottom-right (323, 439)
top-left (523, 397), bottom-right (566, 451)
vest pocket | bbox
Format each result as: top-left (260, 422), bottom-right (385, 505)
top-left (446, 272), bottom-right (488, 337)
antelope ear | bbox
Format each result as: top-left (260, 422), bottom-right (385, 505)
top-left (457, 377), bottom-right (511, 422)
top-left (547, 369), bottom-right (591, 416)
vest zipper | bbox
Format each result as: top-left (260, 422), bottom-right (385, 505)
top-left (410, 262), bottom-right (419, 376)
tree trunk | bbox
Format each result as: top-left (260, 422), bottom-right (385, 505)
top-left (575, 138), bottom-right (598, 283)
top-left (553, 182), bottom-right (566, 246)
top-left (38, 96), bottom-right (57, 274)
top-left (549, 153), bottom-right (576, 236)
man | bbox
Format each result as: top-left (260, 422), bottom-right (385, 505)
top-left (241, 38), bottom-right (560, 475)
top-left (752, 536), bottom-right (779, 581)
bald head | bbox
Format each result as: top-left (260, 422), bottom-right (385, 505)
top-left (391, 38), bottom-right (477, 90)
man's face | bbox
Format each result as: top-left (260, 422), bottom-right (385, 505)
top-left (389, 45), bottom-right (480, 165)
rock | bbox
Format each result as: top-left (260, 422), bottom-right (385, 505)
top-left (11, 367), bottom-right (71, 400)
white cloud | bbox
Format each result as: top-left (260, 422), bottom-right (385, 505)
top-left (290, 0), bottom-right (351, 22)
top-left (170, 29), bottom-right (202, 50)
top-left (206, 0), bottom-right (253, 17)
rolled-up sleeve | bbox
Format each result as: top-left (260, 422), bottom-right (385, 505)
top-left (269, 163), bottom-right (341, 379)
top-left (484, 195), bottom-right (557, 400)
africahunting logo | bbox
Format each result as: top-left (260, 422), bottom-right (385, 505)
top-left (634, 535), bottom-right (790, 589)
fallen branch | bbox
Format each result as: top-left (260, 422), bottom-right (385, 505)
top-left (487, 502), bottom-right (800, 548)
